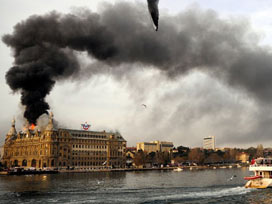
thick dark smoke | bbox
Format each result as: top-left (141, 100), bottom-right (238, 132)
top-left (3, 11), bottom-right (116, 124)
top-left (3, 2), bottom-right (272, 124)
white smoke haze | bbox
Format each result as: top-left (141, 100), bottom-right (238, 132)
top-left (36, 113), bottom-right (50, 131)
top-left (116, 70), bottom-right (260, 147)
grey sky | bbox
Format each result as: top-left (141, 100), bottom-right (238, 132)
top-left (1, 0), bottom-right (272, 148)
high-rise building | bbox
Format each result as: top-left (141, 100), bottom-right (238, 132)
top-left (203, 136), bottom-right (215, 150)
top-left (1, 113), bottom-right (127, 169)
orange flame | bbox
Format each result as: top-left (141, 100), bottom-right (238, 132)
top-left (29, 123), bottom-right (35, 130)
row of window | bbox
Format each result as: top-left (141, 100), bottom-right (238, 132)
top-left (6, 150), bottom-right (123, 157)
top-left (72, 151), bottom-right (107, 156)
top-left (72, 157), bottom-right (107, 161)
top-left (72, 144), bottom-right (107, 149)
top-left (72, 139), bottom-right (108, 144)
top-left (11, 144), bottom-right (49, 149)
top-left (6, 149), bottom-right (49, 157)
top-left (71, 134), bottom-right (107, 139)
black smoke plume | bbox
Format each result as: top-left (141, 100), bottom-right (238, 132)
top-left (3, 2), bottom-right (272, 124)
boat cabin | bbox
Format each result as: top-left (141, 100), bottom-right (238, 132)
top-left (254, 158), bottom-right (272, 166)
top-left (251, 158), bottom-right (272, 178)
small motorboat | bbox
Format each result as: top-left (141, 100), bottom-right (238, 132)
top-left (173, 167), bottom-right (183, 172)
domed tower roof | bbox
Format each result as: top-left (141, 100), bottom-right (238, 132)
top-left (7, 118), bottom-right (17, 136)
top-left (6, 118), bottom-right (17, 141)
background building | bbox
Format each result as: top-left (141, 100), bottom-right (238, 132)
top-left (1, 113), bottom-right (127, 169)
top-left (236, 152), bottom-right (249, 163)
top-left (137, 141), bottom-right (173, 153)
top-left (0, 146), bottom-right (3, 161)
top-left (125, 147), bottom-right (136, 167)
top-left (203, 136), bottom-right (215, 150)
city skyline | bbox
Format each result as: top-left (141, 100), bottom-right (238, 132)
top-left (2, 0), bottom-right (272, 148)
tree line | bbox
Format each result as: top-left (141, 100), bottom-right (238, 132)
top-left (130, 144), bottom-right (267, 167)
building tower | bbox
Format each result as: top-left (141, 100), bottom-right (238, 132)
top-left (203, 136), bottom-right (215, 150)
top-left (45, 112), bottom-right (54, 131)
top-left (5, 118), bottom-right (17, 142)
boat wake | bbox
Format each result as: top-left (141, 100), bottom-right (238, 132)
top-left (148, 186), bottom-right (255, 202)
top-left (1, 186), bottom-right (256, 204)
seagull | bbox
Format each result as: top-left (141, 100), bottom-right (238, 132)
top-left (228, 175), bottom-right (237, 181)
top-left (97, 180), bottom-right (104, 185)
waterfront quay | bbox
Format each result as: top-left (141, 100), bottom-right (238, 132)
top-left (55, 163), bottom-right (247, 173)
top-left (0, 163), bottom-right (247, 176)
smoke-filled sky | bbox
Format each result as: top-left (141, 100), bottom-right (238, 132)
top-left (1, 0), bottom-right (272, 148)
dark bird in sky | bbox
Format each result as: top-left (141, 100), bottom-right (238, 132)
top-left (142, 104), bottom-right (147, 108)
top-left (147, 0), bottom-right (159, 31)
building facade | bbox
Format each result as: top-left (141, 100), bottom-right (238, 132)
top-left (203, 136), bottom-right (215, 150)
top-left (1, 113), bottom-right (127, 169)
top-left (236, 152), bottom-right (249, 163)
top-left (136, 141), bottom-right (173, 153)
top-left (0, 146), bottom-right (3, 161)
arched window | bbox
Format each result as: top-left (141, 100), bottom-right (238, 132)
top-left (22, 159), bottom-right (27, 166)
top-left (31, 159), bottom-right (36, 167)
top-left (14, 160), bottom-right (18, 167)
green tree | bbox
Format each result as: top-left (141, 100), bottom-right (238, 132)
top-left (204, 153), bottom-right (223, 164)
top-left (147, 152), bottom-right (156, 166)
top-left (244, 147), bottom-right (257, 160)
top-left (156, 151), bottom-right (171, 166)
top-left (188, 148), bottom-right (205, 164)
top-left (133, 150), bottom-right (147, 167)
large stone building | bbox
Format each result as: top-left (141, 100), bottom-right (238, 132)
top-left (1, 113), bottom-right (127, 169)
top-left (136, 141), bottom-right (173, 153)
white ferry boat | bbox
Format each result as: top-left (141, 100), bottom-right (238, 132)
top-left (245, 158), bottom-right (272, 188)
top-left (173, 167), bottom-right (183, 172)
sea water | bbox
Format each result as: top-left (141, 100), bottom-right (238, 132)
top-left (0, 167), bottom-right (270, 204)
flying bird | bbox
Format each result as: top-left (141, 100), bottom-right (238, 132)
top-left (147, 0), bottom-right (159, 31)
top-left (228, 175), bottom-right (237, 181)
top-left (142, 104), bottom-right (147, 108)
top-left (97, 180), bottom-right (104, 185)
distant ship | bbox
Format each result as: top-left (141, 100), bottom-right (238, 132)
top-left (244, 158), bottom-right (272, 188)
top-left (173, 167), bottom-right (183, 172)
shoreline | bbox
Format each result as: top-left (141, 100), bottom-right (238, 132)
top-left (59, 165), bottom-right (247, 173)
top-left (0, 164), bottom-right (248, 175)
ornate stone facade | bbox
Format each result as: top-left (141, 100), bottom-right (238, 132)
top-left (2, 114), bottom-right (127, 169)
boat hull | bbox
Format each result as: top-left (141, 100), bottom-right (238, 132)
top-left (245, 178), bottom-right (272, 189)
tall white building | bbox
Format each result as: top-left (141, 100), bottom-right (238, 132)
top-left (203, 136), bottom-right (215, 150)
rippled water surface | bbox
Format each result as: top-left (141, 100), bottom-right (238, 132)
top-left (0, 167), bottom-right (271, 203)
